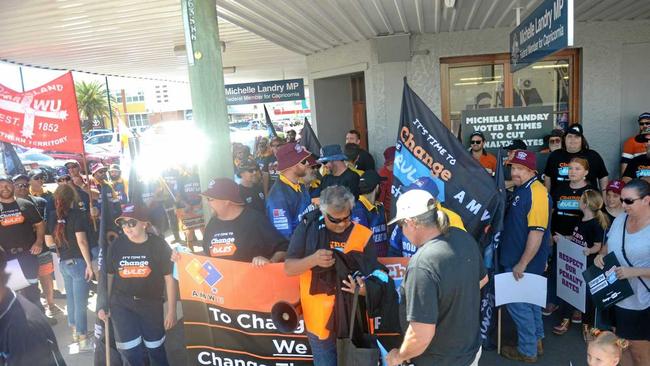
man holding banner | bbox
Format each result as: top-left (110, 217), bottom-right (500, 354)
top-left (499, 150), bottom-right (552, 363)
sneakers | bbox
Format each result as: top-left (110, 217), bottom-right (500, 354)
top-left (542, 303), bottom-right (559, 316)
top-left (72, 329), bottom-right (79, 343)
top-left (501, 345), bottom-right (537, 363)
top-left (553, 318), bottom-right (571, 335)
top-left (77, 335), bottom-right (94, 352)
top-left (571, 311), bottom-right (583, 324)
top-left (45, 304), bottom-right (63, 318)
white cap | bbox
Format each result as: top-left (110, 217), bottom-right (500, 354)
top-left (387, 189), bottom-right (435, 225)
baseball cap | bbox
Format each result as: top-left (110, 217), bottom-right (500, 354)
top-left (108, 164), bottom-right (121, 172)
top-left (508, 149), bottom-right (537, 171)
top-left (64, 160), bottom-right (80, 168)
top-left (305, 155), bottom-right (320, 167)
top-left (638, 112), bottom-right (650, 122)
top-left (504, 139), bottom-right (527, 151)
top-left (275, 143), bottom-right (311, 171)
top-left (605, 180), bottom-right (625, 194)
top-left (470, 131), bottom-right (486, 140)
top-left (359, 170), bottom-right (386, 194)
top-left (387, 189), bottom-right (436, 225)
top-left (201, 177), bottom-right (244, 204)
top-left (634, 127), bottom-right (650, 143)
top-left (318, 144), bottom-right (348, 163)
top-left (12, 174), bottom-right (29, 182)
top-left (406, 176), bottom-right (440, 198)
top-left (550, 129), bottom-right (564, 138)
top-left (0, 175), bottom-right (12, 183)
top-left (55, 167), bottom-right (71, 180)
top-left (91, 163), bottom-right (107, 175)
top-left (28, 169), bottom-right (45, 180)
top-left (115, 204), bottom-right (150, 224)
top-left (566, 124), bottom-right (583, 137)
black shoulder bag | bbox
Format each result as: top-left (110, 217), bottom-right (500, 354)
top-left (336, 285), bottom-right (381, 366)
top-left (620, 216), bottom-right (650, 293)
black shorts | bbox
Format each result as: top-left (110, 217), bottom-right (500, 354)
top-left (613, 306), bottom-right (650, 341)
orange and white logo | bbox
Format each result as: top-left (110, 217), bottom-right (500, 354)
top-left (209, 243), bottom-right (237, 257)
top-left (118, 258), bottom-right (152, 278)
top-left (1, 211), bottom-right (25, 226)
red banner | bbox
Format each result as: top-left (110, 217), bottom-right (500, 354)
top-left (0, 72), bottom-right (84, 153)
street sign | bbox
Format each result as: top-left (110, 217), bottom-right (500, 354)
top-left (510, 0), bottom-right (574, 72)
top-left (224, 79), bottom-right (304, 105)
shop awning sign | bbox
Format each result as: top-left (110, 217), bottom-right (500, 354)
top-left (224, 79), bottom-right (304, 105)
top-left (510, 0), bottom-right (574, 72)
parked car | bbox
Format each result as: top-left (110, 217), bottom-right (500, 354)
top-left (84, 128), bottom-right (112, 140)
top-left (84, 132), bottom-right (120, 153)
top-left (18, 151), bottom-right (67, 182)
top-left (46, 144), bottom-right (120, 173)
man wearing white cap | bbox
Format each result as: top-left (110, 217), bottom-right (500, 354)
top-left (386, 189), bottom-right (485, 366)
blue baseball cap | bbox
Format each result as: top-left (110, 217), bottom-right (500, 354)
top-left (317, 144), bottom-right (348, 163)
top-left (638, 112), bottom-right (650, 122)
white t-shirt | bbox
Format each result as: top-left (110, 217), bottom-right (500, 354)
top-left (607, 214), bottom-right (650, 310)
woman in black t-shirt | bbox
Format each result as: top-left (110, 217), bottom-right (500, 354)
top-left (104, 205), bottom-right (176, 366)
top-left (553, 190), bottom-right (608, 339)
top-left (44, 184), bottom-right (93, 350)
top-left (546, 158), bottom-right (594, 316)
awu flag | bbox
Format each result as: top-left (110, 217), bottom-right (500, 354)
top-left (1, 142), bottom-right (27, 176)
top-left (299, 117), bottom-right (322, 158)
top-left (479, 148), bottom-right (506, 349)
top-left (391, 80), bottom-right (499, 239)
top-left (0, 72), bottom-right (84, 153)
top-left (264, 104), bottom-right (278, 138)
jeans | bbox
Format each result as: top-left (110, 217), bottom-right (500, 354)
top-left (60, 258), bottom-right (90, 335)
top-left (306, 332), bottom-right (336, 366)
top-left (504, 268), bottom-right (544, 357)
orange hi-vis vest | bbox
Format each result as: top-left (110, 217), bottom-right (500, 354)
top-left (299, 223), bottom-right (372, 340)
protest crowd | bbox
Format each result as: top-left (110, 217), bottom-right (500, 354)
top-left (1, 100), bottom-right (650, 366)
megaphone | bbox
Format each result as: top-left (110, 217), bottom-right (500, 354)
top-left (271, 302), bottom-right (302, 333)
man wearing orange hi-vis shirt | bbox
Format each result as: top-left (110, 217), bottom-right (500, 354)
top-left (284, 185), bottom-right (394, 366)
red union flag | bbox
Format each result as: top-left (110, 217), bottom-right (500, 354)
top-left (0, 72), bottom-right (84, 153)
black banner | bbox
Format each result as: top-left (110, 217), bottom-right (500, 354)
top-left (392, 80), bottom-right (499, 239)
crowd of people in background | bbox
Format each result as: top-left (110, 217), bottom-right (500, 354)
top-left (0, 110), bottom-right (649, 366)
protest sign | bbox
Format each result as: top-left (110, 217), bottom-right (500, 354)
top-left (392, 80), bottom-right (499, 239)
top-left (495, 273), bottom-right (547, 307)
top-left (556, 236), bottom-right (587, 312)
top-left (461, 106), bottom-right (554, 152)
top-left (0, 72), bottom-right (84, 153)
top-left (582, 253), bottom-right (634, 309)
top-left (177, 254), bottom-right (408, 365)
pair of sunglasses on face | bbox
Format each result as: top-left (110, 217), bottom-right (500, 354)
top-left (57, 177), bottom-right (71, 183)
top-left (116, 218), bottom-right (139, 228)
top-left (14, 183), bottom-right (29, 189)
top-left (620, 197), bottom-right (645, 205)
top-left (326, 213), bottom-right (351, 224)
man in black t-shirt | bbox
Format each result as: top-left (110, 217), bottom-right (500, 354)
top-left (622, 128), bottom-right (650, 183)
top-left (0, 248), bottom-right (66, 365)
top-left (543, 124), bottom-right (609, 194)
top-left (346, 129), bottom-right (376, 171)
top-left (237, 159), bottom-right (266, 213)
top-left (0, 175), bottom-right (45, 308)
top-left (200, 178), bottom-right (287, 265)
top-left (318, 144), bottom-right (361, 198)
top-left (386, 189), bottom-right (486, 366)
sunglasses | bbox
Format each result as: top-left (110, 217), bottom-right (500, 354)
top-left (326, 213), bottom-right (351, 224)
top-left (14, 183), bottom-right (29, 189)
top-left (32, 175), bottom-right (44, 181)
top-left (57, 177), bottom-right (71, 183)
top-left (470, 140), bottom-right (483, 145)
top-left (243, 169), bottom-right (259, 173)
top-left (620, 197), bottom-right (644, 205)
top-left (117, 218), bottom-right (139, 228)
top-left (639, 122), bottom-right (650, 127)
top-left (549, 138), bottom-right (562, 144)
top-left (300, 159), bottom-right (310, 166)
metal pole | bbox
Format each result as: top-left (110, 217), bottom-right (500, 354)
top-left (105, 76), bottom-right (115, 132)
top-left (18, 66), bottom-right (25, 92)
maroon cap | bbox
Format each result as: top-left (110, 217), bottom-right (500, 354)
top-left (201, 177), bottom-right (244, 204)
top-left (383, 146), bottom-right (397, 164)
top-left (91, 162), bottom-right (107, 175)
top-left (509, 150), bottom-right (537, 171)
top-left (275, 143), bottom-right (311, 171)
top-left (606, 180), bottom-right (625, 194)
top-left (305, 155), bottom-right (319, 167)
top-left (115, 204), bottom-right (150, 224)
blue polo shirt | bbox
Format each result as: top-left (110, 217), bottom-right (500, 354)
top-left (499, 177), bottom-right (551, 275)
top-left (351, 197), bottom-right (388, 256)
top-left (266, 175), bottom-right (313, 238)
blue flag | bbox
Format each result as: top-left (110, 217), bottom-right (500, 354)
top-left (391, 79), bottom-right (499, 239)
top-left (264, 105), bottom-right (278, 138)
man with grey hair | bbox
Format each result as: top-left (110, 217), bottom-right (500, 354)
top-left (386, 189), bottom-right (486, 366)
top-left (285, 185), bottom-right (389, 366)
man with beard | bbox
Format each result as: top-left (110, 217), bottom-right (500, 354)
top-left (237, 159), bottom-right (266, 213)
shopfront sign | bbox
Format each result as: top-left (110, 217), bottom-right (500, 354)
top-left (461, 106), bottom-right (554, 152)
top-left (224, 79), bottom-right (304, 105)
top-left (510, 0), bottom-right (574, 72)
